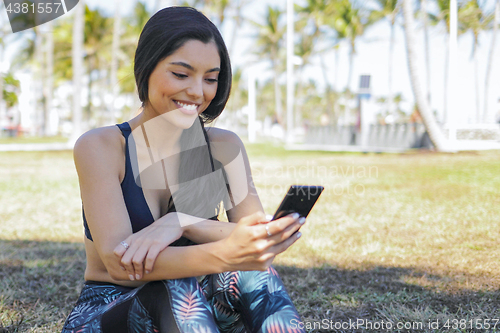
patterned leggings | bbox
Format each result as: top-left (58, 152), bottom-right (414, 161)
top-left (62, 267), bottom-right (305, 333)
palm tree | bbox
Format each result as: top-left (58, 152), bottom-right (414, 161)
top-left (83, 6), bottom-right (113, 124)
top-left (43, 21), bottom-right (55, 136)
top-left (204, 0), bottom-right (230, 28)
top-left (0, 0), bottom-right (8, 127)
top-left (418, 0), bottom-right (433, 107)
top-left (297, 0), bottom-right (336, 121)
top-left (484, 0), bottom-right (499, 122)
top-left (330, 0), bottom-right (372, 91)
top-left (116, 0), bottom-right (152, 118)
top-left (225, 0), bottom-right (249, 58)
top-left (251, 6), bottom-right (286, 124)
top-left (226, 67), bottom-right (248, 116)
top-left (460, 0), bottom-right (493, 122)
top-left (369, 0), bottom-right (399, 118)
top-left (327, 0), bottom-right (373, 126)
top-left (402, 0), bottom-right (451, 151)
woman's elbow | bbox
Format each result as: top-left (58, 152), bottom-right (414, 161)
top-left (102, 253), bottom-right (128, 281)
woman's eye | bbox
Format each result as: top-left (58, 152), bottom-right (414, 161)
top-left (206, 78), bottom-right (218, 83)
top-left (172, 72), bottom-right (187, 78)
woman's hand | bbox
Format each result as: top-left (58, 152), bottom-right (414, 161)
top-left (217, 211), bottom-right (306, 272)
top-left (113, 212), bottom-right (184, 281)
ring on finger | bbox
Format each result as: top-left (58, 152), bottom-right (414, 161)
top-left (120, 241), bottom-right (130, 250)
top-left (265, 224), bottom-right (272, 237)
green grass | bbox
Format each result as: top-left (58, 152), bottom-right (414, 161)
top-left (0, 136), bottom-right (69, 145)
top-left (1, 147), bottom-right (500, 332)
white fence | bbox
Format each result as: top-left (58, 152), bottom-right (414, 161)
top-left (303, 123), bottom-right (500, 150)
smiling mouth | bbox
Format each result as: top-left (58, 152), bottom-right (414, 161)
top-left (174, 100), bottom-right (199, 111)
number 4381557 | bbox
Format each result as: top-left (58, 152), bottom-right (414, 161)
top-left (6, 2), bottom-right (62, 14)
top-left (443, 318), bottom-right (499, 330)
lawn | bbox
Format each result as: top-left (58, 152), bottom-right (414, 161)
top-left (1, 145), bottom-right (499, 332)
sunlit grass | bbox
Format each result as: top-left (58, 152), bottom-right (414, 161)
top-left (0, 136), bottom-right (69, 145)
top-left (1, 147), bottom-right (500, 332)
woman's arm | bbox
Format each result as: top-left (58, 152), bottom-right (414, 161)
top-left (75, 127), bottom-right (304, 282)
top-left (116, 211), bottom-right (303, 281)
top-left (173, 128), bottom-right (265, 244)
top-left (181, 218), bottom-right (236, 244)
top-left (74, 128), bottom-right (187, 281)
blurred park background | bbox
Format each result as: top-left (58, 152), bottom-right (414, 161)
top-left (0, 0), bottom-right (499, 150)
top-left (1, 0), bottom-right (500, 332)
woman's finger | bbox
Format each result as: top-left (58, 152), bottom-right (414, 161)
top-left (273, 216), bottom-right (306, 243)
top-left (269, 230), bottom-right (302, 256)
top-left (265, 213), bottom-right (301, 238)
top-left (144, 243), bottom-right (162, 274)
top-left (120, 241), bottom-right (140, 280)
top-left (120, 254), bottom-right (135, 281)
top-left (131, 244), bottom-right (150, 280)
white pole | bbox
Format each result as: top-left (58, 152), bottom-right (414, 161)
top-left (110, 0), bottom-right (121, 125)
top-left (248, 71), bottom-right (256, 143)
top-left (447, 0), bottom-right (459, 139)
top-left (286, 0), bottom-right (294, 144)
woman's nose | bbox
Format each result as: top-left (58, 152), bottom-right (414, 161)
top-left (186, 78), bottom-right (203, 99)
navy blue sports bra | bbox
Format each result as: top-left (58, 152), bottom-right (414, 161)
top-left (83, 122), bottom-right (218, 245)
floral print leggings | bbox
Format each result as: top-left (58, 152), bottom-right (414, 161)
top-left (62, 267), bottom-right (305, 333)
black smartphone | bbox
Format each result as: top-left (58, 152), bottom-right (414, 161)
top-left (271, 185), bottom-right (324, 220)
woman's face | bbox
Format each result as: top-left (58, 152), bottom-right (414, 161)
top-left (145, 39), bottom-right (221, 128)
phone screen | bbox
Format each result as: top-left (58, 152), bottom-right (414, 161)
top-left (271, 185), bottom-right (324, 220)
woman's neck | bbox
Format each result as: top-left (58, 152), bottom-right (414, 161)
top-left (128, 110), bottom-right (182, 159)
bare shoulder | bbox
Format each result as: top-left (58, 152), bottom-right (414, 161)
top-left (206, 127), bottom-right (248, 165)
top-left (73, 126), bottom-right (124, 174)
top-left (206, 127), bottom-right (244, 146)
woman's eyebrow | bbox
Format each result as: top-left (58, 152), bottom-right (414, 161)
top-left (169, 61), bottom-right (220, 73)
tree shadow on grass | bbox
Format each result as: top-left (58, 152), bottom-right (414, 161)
top-left (275, 265), bottom-right (500, 332)
top-left (0, 240), bottom-right (85, 333)
top-left (1, 240), bottom-right (500, 332)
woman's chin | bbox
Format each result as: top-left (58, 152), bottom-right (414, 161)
top-left (156, 110), bottom-right (198, 129)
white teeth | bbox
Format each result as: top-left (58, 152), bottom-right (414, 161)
top-left (177, 101), bottom-right (197, 111)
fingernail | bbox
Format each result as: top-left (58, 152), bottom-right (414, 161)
top-left (298, 217), bottom-right (306, 224)
top-left (145, 270), bottom-right (150, 275)
top-left (135, 274), bottom-right (141, 280)
top-left (129, 275), bottom-right (135, 281)
top-left (120, 266), bottom-right (125, 271)
top-left (296, 232), bottom-right (302, 239)
top-left (292, 213), bottom-right (300, 219)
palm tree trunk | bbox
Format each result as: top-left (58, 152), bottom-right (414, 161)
top-left (319, 52), bottom-right (333, 122)
top-left (347, 40), bottom-right (355, 93)
top-left (334, 46), bottom-right (340, 93)
top-left (0, 1), bottom-right (5, 127)
top-left (402, 0), bottom-right (451, 151)
top-left (484, 0), bottom-right (499, 122)
top-left (44, 21), bottom-right (54, 135)
top-left (71, 0), bottom-right (85, 143)
top-left (443, 35), bottom-right (449, 123)
top-left (388, 19), bottom-right (395, 118)
top-left (272, 51), bottom-right (283, 124)
top-left (0, 46), bottom-right (5, 128)
top-left (421, 0), bottom-right (432, 108)
top-left (35, 28), bottom-right (44, 136)
top-left (473, 42), bottom-right (481, 122)
top-left (274, 66), bottom-right (283, 124)
top-left (345, 40), bottom-right (355, 124)
top-left (228, 0), bottom-right (244, 59)
top-left (334, 46), bottom-right (340, 123)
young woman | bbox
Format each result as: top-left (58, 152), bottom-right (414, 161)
top-left (62, 6), bottom-right (306, 333)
